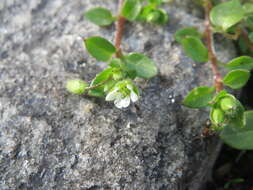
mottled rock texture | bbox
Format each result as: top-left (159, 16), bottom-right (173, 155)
top-left (0, 0), bottom-right (235, 190)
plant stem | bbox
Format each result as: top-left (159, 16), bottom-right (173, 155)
top-left (204, 1), bottom-right (223, 92)
top-left (115, 0), bottom-right (126, 57)
top-left (85, 77), bottom-right (112, 91)
top-left (84, 0), bottom-right (125, 94)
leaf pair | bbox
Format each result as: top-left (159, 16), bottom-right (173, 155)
top-left (221, 56), bottom-right (253, 89)
top-left (84, 36), bottom-right (157, 80)
top-left (85, 0), bottom-right (168, 26)
top-left (84, 0), bottom-right (141, 26)
top-left (175, 27), bottom-right (208, 63)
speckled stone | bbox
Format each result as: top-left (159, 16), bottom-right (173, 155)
top-left (0, 0), bottom-right (235, 190)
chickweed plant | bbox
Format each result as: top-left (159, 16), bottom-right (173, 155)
top-left (67, 0), bottom-right (253, 150)
top-left (67, 0), bottom-right (168, 108)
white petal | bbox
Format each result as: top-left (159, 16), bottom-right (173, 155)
top-left (114, 96), bottom-right (130, 108)
top-left (105, 90), bottom-right (119, 101)
top-left (130, 91), bottom-right (138, 102)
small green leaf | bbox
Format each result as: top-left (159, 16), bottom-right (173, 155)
top-left (183, 86), bottom-right (215, 108)
top-left (124, 53), bottom-right (157, 79)
top-left (66, 79), bottom-right (88, 95)
top-left (174, 27), bottom-right (202, 43)
top-left (223, 69), bottom-right (250, 89)
top-left (181, 36), bottom-right (208, 62)
top-left (220, 111), bottom-right (253, 150)
top-left (121, 0), bottom-right (142, 21)
top-left (88, 68), bottom-right (113, 97)
top-left (210, 0), bottom-right (245, 31)
top-left (226, 56), bottom-right (253, 71)
top-left (84, 36), bottom-right (116, 62)
top-left (224, 178), bottom-right (244, 189)
top-left (84, 8), bottom-right (115, 26)
top-left (243, 3), bottom-right (253, 14)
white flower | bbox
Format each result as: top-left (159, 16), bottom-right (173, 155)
top-left (115, 96), bottom-right (130, 108)
top-left (105, 82), bottom-right (139, 109)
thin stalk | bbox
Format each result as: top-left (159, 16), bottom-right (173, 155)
top-left (85, 77), bottom-right (112, 91)
top-left (115, 0), bottom-right (126, 57)
top-left (204, 1), bottom-right (223, 92)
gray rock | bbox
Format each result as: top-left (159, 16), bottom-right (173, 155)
top-left (0, 0), bottom-right (235, 190)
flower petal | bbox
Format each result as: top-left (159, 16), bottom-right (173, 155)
top-left (130, 91), bottom-right (138, 102)
top-left (105, 90), bottom-right (119, 101)
top-left (114, 96), bottom-right (130, 108)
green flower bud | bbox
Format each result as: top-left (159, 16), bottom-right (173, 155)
top-left (146, 11), bottom-right (160, 23)
top-left (211, 108), bottom-right (225, 125)
top-left (146, 9), bottom-right (169, 25)
top-left (220, 96), bottom-right (237, 111)
top-left (66, 79), bottom-right (87, 95)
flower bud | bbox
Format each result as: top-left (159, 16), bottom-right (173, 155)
top-left (146, 11), bottom-right (160, 23)
top-left (220, 96), bottom-right (237, 111)
top-left (66, 79), bottom-right (87, 95)
top-left (211, 108), bottom-right (225, 125)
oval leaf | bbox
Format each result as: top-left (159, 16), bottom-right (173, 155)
top-left (124, 53), bottom-right (157, 79)
top-left (181, 36), bottom-right (208, 63)
top-left (220, 111), bottom-right (253, 150)
top-left (174, 27), bottom-right (202, 43)
top-left (210, 0), bottom-right (245, 31)
top-left (84, 7), bottom-right (115, 26)
top-left (121, 0), bottom-right (142, 21)
top-left (223, 69), bottom-right (250, 89)
top-left (226, 56), bottom-right (253, 71)
top-left (84, 36), bottom-right (116, 62)
top-left (183, 86), bottom-right (215, 108)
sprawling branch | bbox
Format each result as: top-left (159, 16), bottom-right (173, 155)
top-left (204, 1), bottom-right (223, 92)
top-left (85, 77), bottom-right (112, 91)
top-left (115, 0), bottom-right (126, 57)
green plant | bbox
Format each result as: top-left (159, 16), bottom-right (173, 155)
top-left (67, 0), bottom-right (168, 108)
top-left (175, 0), bottom-right (253, 150)
top-left (224, 178), bottom-right (244, 189)
top-left (84, 0), bottom-right (169, 26)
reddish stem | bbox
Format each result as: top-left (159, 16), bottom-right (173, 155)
top-left (204, 1), bottom-right (223, 92)
top-left (115, 0), bottom-right (126, 57)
